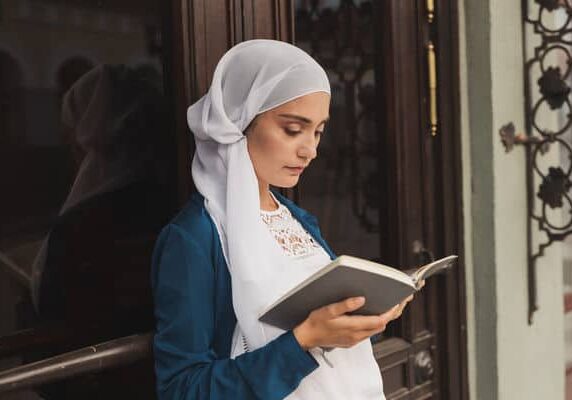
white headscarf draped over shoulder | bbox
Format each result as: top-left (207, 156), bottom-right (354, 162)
top-left (188, 39), bottom-right (330, 346)
top-left (187, 39), bottom-right (384, 400)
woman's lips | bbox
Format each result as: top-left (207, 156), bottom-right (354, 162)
top-left (285, 166), bottom-right (304, 174)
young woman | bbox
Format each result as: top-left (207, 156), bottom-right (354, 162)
top-left (151, 39), bottom-right (413, 400)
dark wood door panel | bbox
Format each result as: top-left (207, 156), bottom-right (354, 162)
top-left (188, 0), bottom-right (293, 95)
top-left (188, 0), bottom-right (235, 95)
top-left (375, 338), bottom-right (411, 396)
top-left (375, 333), bottom-right (437, 398)
top-left (243, 0), bottom-right (293, 41)
top-left (379, 2), bottom-right (467, 399)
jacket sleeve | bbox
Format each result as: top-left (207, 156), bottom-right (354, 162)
top-left (151, 224), bottom-right (319, 400)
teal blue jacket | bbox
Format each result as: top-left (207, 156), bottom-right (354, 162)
top-left (151, 190), bottom-right (336, 399)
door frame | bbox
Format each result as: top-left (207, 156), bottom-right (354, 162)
top-left (176, 0), bottom-right (468, 398)
top-left (374, 1), bottom-right (468, 399)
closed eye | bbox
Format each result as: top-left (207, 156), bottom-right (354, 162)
top-left (284, 128), bottom-right (324, 137)
top-left (285, 128), bottom-right (302, 136)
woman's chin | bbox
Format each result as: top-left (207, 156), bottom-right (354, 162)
top-left (273, 175), bottom-right (301, 188)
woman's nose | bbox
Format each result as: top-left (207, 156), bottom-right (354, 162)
top-left (298, 138), bottom-right (318, 161)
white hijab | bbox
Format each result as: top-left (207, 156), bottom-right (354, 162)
top-left (188, 39), bottom-right (384, 399)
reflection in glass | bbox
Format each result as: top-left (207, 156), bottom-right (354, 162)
top-left (0, 1), bottom-right (174, 398)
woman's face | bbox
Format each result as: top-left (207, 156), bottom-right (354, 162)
top-left (246, 91), bottom-right (330, 188)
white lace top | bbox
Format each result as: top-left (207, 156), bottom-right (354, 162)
top-left (260, 192), bottom-right (330, 260)
top-left (258, 193), bottom-right (339, 367)
top-left (234, 194), bottom-right (331, 357)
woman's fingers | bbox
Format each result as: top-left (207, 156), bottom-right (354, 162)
top-left (320, 294), bottom-right (413, 326)
top-left (308, 295), bottom-right (413, 345)
top-left (379, 295), bottom-right (414, 322)
top-left (346, 314), bottom-right (395, 342)
top-left (337, 314), bottom-right (387, 331)
top-left (319, 294), bottom-right (414, 322)
top-left (318, 296), bottom-right (365, 319)
top-left (385, 303), bottom-right (402, 319)
top-left (297, 295), bottom-right (417, 349)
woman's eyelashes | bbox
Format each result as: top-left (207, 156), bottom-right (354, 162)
top-left (284, 123), bottom-right (302, 135)
top-left (283, 126), bottom-right (324, 137)
top-left (284, 127), bottom-right (302, 136)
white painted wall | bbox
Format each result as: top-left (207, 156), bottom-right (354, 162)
top-left (460, 0), bottom-right (565, 398)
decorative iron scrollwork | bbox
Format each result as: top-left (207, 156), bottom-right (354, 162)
top-left (504, 0), bottom-right (572, 322)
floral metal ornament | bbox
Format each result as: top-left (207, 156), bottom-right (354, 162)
top-left (515, 0), bottom-right (572, 323)
top-left (538, 67), bottom-right (570, 109)
top-left (537, 167), bottom-right (572, 208)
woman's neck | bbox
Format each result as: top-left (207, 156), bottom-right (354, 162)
top-left (258, 182), bottom-right (278, 211)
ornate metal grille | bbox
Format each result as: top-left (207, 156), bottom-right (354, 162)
top-left (504, 0), bottom-right (572, 322)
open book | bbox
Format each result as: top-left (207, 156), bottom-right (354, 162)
top-left (259, 254), bottom-right (458, 331)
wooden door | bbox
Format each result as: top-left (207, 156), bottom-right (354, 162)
top-left (290, 1), bottom-right (468, 399)
top-left (183, 1), bottom-right (467, 399)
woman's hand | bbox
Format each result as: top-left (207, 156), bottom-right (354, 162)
top-left (293, 294), bottom-right (415, 351)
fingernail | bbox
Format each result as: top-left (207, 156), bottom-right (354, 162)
top-left (354, 296), bottom-right (365, 305)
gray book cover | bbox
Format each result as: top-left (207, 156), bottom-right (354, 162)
top-left (259, 255), bottom-right (457, 331)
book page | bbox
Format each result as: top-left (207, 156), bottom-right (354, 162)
top-left (410, 255), bottom-right (458, 287)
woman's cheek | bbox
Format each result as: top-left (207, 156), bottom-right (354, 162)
top-left (265, 135), bottom-right (288, 158)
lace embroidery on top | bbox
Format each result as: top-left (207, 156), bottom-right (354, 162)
top-left (260, 195), bottom-right (322, 258)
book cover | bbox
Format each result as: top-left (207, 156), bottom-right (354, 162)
top-left (259, 255), bottom-right (457, 331)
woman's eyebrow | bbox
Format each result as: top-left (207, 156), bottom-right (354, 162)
top-left (278, 113), bottom-right (329, 125)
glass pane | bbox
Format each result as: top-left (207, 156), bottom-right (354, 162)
top-left (294, 0), bottom-right (388, 343)
top-left (294, 0), bottom-right (381, 261)
top-left (0, 1), bottom-right (176, 397)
